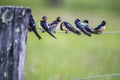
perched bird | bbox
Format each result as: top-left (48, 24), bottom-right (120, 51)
top-left (82, 20), bottom-right (93, 32)
top-left (39, 16), bottom-right (48, 32)
top-left (94, 20), bottom-right (106, 33)
top-left (49, 17), bottom-right (62, 33)
top-left (60, 21), bottom-right (81, 35)
top-left (29, 15), bottom-right (42, 40)
top-left (74, 19), bottom-right (91, 36)
top-left (82, 20), bottom-right (98, 34)
top-left (40, 16), bottom-right (57, 39)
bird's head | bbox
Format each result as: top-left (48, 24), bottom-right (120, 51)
top-left (57, 17), bottom-right (62, 22)
top-left (75, 18), bottom-right (80, 22)
top-left (42, 16), bottom-right (47, 21)
top-left (102, 20), bottom-right (106, 25)
top-left (83, 20), bottom-right (89, 24)
top-left (30, 14), bottom-right (33, 18)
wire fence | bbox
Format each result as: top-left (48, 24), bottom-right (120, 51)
top-left (71, 73), bottom-right (120, 80)
top-left (37, 30), bottom-right (120, 34)
top-left (36, 30), bottom-right (120, 80)
top-left (32, 30), bottom-right (120, 80)
top-left (103, 31), bottom-right (120, 34)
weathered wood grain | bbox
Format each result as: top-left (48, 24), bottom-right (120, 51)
top-left (0, 6), bottom-right (31, 80)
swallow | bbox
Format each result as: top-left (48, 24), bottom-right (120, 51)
top-left (94, 20), bottom-right (106, 33)
top-left (40, 16), bottom-right (57, 39)
top-left (49, 17), bottom-right (62, 33)
top-left (29, 15), bottom-right (42, 40)
top-left (82, 20), bottom-right (93, 32)
top-left (82, 20), bottom-right (98, 34)
top-left (60, 21), bottom-right (81, 35)
top-left (74, 19), bottom-right (91, 36)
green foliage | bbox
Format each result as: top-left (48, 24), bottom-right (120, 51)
top-left (0, 0), bottom-right (120, 13)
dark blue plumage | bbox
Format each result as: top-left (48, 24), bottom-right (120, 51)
top-left (94, 20), bottom-right (106, 33)
top-left (60, 21), bottom-right (81, 35)
top-left (82, 20), bottom-right (92, 32)
top-left (40, 16), bottom-right (57, 39)
top-left (29, 15), bottom-right (42, 40)
top-left (74, 19), bottom-right (91, 36)
top-left (82, 20), bottom-right (98, 34)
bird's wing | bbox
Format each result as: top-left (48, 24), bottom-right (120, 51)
top-left (75, 22), bottom-right (91, 36)
top-left (94, 24), bottom-right (102, 30)
top-left (41, 22), bottom-right (57, 39)
top-left (46, 30), bottom-right (57, 39)
top-left (65, 22), bottom-right (81, 35)
top-left (33, 29), bottom-right (42, 40)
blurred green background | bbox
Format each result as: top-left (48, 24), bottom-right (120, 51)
top-left (1, 0), bottom-right (120, 80)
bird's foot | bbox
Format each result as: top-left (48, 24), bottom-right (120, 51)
top-left (53, 31), bottom-right (56, 33)
top-left (88, 33), bottom-right (92, 37)
top-left (42, 31), bottom-right (45, 33)
top-left (65, 31), bottom-right (68, 34)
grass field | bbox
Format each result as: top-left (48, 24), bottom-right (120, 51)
top-left (25, 32), bottom-right (120, 80)
top-left (24, 9), bottom-right (120, 80)
top-left (1, 0), bottom-right (120, 80)
top-left (24, 6), bottom-right (120, 80)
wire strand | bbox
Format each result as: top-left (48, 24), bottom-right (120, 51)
top-left (37, 30), bottom-right (120, 34)
top-left (103, 31), bottom-right (120, 34)
top-left (71, 73), bottom-right (120, 80)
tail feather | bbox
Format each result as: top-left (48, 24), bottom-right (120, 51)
top-left (68, 25), bottom-right (81, 35)
top-left (81, 28), bottom-right (91, 37)
top-left (70, 29), bottom-right (81, 35)
top-left (46, 30), bottom-right (57, 39)
top-left (75, 30), bottom-right (81, 35)
top-left (33, 30), bottom-right (42, 40)
top-left (75, 26), bottom-right (91, 37)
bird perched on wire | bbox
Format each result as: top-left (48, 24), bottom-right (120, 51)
top-left (94, 20), bottom-right (106, 34)
top-left (60, 21), bottom-right (81, 35)
top-left (49, 17), bottom-right (62, 33)
top-left (40, 16), bottom-right (57, 39)
top-left (28, 15), bottom-right (42, 40)
top-left (82, 20), bottom-right (93, 32)
top-left (74, 19), bottom-right (91, 37)
top-left (82, 20), bottom-right (99, 34)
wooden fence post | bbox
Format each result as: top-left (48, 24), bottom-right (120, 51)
top-left (0, 6), bottom-right (31, 80)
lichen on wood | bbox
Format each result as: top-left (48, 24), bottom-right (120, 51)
top-left (0, 6), bottom-right (31, 80)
